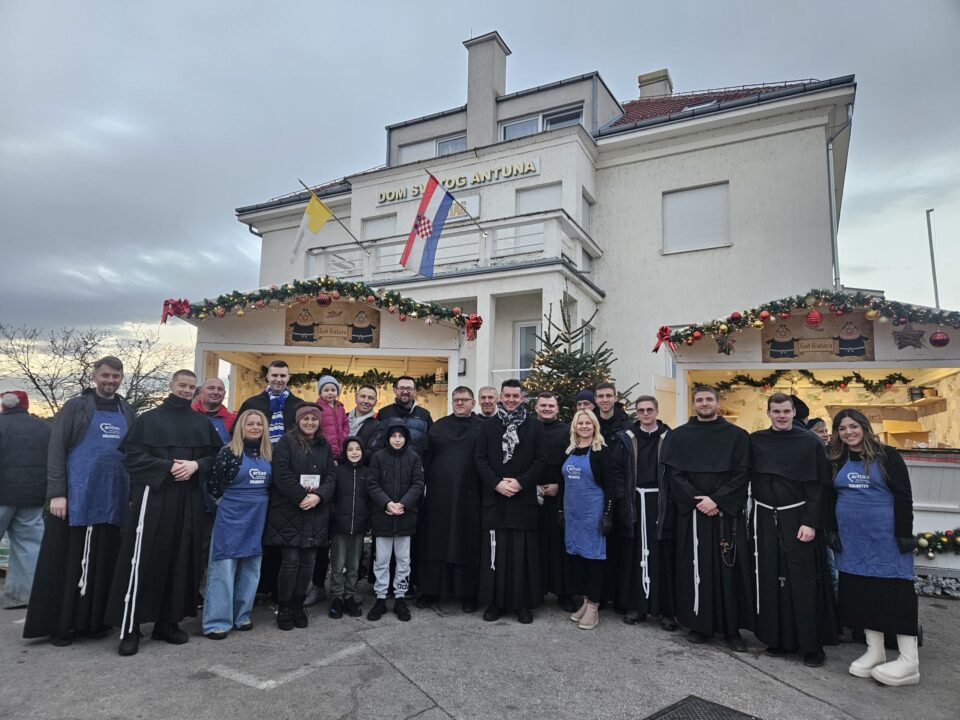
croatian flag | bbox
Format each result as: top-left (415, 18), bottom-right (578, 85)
top-left (401, 175), bottom-right (455, 278)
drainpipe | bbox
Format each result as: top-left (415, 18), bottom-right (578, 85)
top-left (827, 103), bottom-right (853, 290)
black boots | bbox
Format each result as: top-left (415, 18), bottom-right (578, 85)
top-left (118, 625), bottom-right (141, 656)
top-left (277, 603), bottom-right (294, 631)
top-left (291, 595), bottom-right (308, 628)
top-left (367, 598), bottom-right (387, 621)
top-left (152, 621), bottom-right (188, 644)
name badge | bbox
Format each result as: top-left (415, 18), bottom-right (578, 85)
top-left (300, 474), bottom-right (320, 490)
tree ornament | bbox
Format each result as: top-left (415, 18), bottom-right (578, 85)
top-left (753, 320), bottom-right (764, 329)
top-left (692, 330), bottom-right (703, 340)
top-left (931, 330), bottom-right (950, 348)
top-left (759, 310), bottom-right (771, 322)
top-left (729, 311), bottom-right (742, 322)
top-left (898, 316), bottom-right (909, 325)
top-left (878, 315), bottom-right (889, 324)
top-left (927, 551), bottom-right (936, 560)
top-left (236, 310), bottom-right (244, 317)
top-left (804, 295), bottom-right (818, 308)
top-left (884, 383), bottom-right (893, 390)
top-left (805, 310), bottom-right (824, 329)
top-left (197, 313), bottom-right (207, 320)
top-left (685, 338), bottom-right (694, 346)
top-left (296, 294), bottom-right (310, 304)
top-left (424, 317), bottom-right (434, 326)
top-left (839, 383), bottom-right (848, 391)
top-left (399, 314), bottom-right (407, 322)
top-left (387, 305), bottom-right (397, 314)
top-left (762, 384), bottom-right (770, 391)
top-left (778, 311), bottom-right (791, 320)
top-left (452, 306), bottom-right (462, 315)
top-left (719, 323), bottom-right (729, 334)
top-left (316, 293), bottom-right (332, 306)
top-left (253, 300), bottom-right (266, 309)
top-left (864, 309), bottom-right (879, 320)
top-left (918, 537), bottom-right (929, 549)
top-left (214, 306), bottom-right (225, 318)
top-left (330, 290), bottom-right (341, 300)
top-left (366, 295), bottom-right (376, 304)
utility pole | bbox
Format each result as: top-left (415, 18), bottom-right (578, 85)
top-left (926, 208), bottom-right (940, 309)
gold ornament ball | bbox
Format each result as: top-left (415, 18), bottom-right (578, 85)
top-left (719, 324), bottom-right (729, 334)
top-left (753, 320), bottom-right (764, 329)
top-left (236, 310), bottom-right (245, 317)
top-left (864, 309), bottom-right (879, 320)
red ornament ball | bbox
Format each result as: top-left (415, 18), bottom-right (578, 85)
top-left (931, 330), bottom-right (950, 348)
top-left (778, 311), bottom-right (791, 320)
top-left (805, 310), bottom-right (824, 328)
top-left (316, 293), bottom-right (332, 306)
top-left (366, 295), bottom-right (376, 304)
top-left (762, 384), bottom-right (770, 391)
top-left (330, 290), bottom-right (341, 300)
top-left (451, 306), bottom-right (462, 316)
top-left (692, 330), bottom-right (703, 340)
top-left (387, 305), bottom-right (397, 314)
top-left (399, 314), bottom-right (407, 322)
top-left (685, 338), bottom-right (694, 346)
top-left (899, 316), bottom-right (909, 325)
top-left (729, 311), bottom-right (742, 322)
top-left (839, 383), bottom-right (848, 391)
top-left (884, 383), bottom-right (893, 390)
top-left (759, 310), bottom-right (771, 322)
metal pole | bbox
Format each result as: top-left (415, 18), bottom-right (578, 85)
top-left (926, 208), bottom-right (941, 309)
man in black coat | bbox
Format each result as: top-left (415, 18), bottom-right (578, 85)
top-left (0, 391), bottom-right (50, 609)
top-left (475, 379), bottom-right (546, 624)
top-left (377, 375), bottom-right (432, 461)
top-left (347, 383), bottom-right (384, 462)
top-left (236, 360), bottom-right (304, 444)
top-left (416, 386), bottom-right (484, 612)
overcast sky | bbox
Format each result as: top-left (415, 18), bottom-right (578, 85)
top-left (2, 0), bottom-right (958, 338)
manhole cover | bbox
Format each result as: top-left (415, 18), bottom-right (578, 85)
top-left (642, 695), bottom-right (761, 720)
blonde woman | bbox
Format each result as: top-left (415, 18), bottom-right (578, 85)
top-left (202, 410), bottom-right (273, 639)
top-left (562, 409), bottom-right (616, 629)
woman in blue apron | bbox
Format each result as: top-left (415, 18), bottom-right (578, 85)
top-left (562, 409), bottom-right (615, 630)
top-left (827, 409), bottom-right (919, 686)
top-left (202, 410), bottom-right (273, 639)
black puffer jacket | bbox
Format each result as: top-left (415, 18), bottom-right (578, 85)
top-left (368, 421), bottom-right (425, 537)
top-left (330, 436), bottom-right (373, 536)
top-left (0, 409), bottom-right (51, 506)
top-left (263, 432), bottom-right (335, 548)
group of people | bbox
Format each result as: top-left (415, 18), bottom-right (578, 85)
top-left (0, 359), bottom-right (920, 687)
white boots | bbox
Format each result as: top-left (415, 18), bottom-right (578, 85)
top-left (871, 635), bottom-right (920, 687)
top-left (570, 599), bottom-right (588, 623)
top-left (848, 629), bottom-right (886, 677)
top-left (578, 601), bottom-right (599, 630)
top-left (849, 629), bottom-right (920, 686)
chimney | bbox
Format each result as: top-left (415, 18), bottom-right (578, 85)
top-left (638, 68), bottom-right (673, 97)
top-left (463, 31), bottom-right (511, 149)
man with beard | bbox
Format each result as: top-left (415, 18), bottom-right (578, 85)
top-left (347, 383), bottom-right (384, 461)
top-left (24, 357), bottom-right (135, 645)
top-left (534, 392), bottom-right (575, 612)
top-left (661, 385), bottom-right (753, 652)
top-left (106, 370), bottom-right (223, 656)
top-left (749, 392), bottom-right (837, 667)
top-left (378, 376), bottom-right (432, 460)
top-left (611, 395), bottom-right (676, 629)
top-left (476, 379), bottom-right (546, 623)
top-left (416, 386), bottom-right (484, 612)
top-left (477, 386), bottom-right (498, 419)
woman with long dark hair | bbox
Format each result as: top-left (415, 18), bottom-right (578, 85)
top-left (827, 409), bottom-right (919, 686)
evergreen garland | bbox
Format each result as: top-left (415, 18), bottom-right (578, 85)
top-left (261, 366), bottom-right (440, 392)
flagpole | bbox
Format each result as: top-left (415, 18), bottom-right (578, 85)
top-left (424, 170), bottom-right (488, 238)
top-left (297, 179), bottom-right (368, 253)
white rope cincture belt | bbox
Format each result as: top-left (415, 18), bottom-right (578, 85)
top-left (488, 530), bottom-right (497, 571)
top-left (120, 487), bottom-right (150, 639)
top-left (752, 500), bottom-right (805, 613)
top-left (77, 525), bottom-right (93, 597)
top-left (692, 512), bottom-right (701, 616)
top-left (636, 488), bottom-right (659, 600)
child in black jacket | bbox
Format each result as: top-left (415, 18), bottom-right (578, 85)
top-left (328, 437), bottom-right (372, 619)
top-left (367, 420), bottom-right (424, 621)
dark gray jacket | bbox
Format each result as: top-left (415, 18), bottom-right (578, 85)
top-left (368, 422), bottom-right (424, 537)
top-left (0, 409), bottom-right (51, 506)
top-left (46, 389), bottom-right (136, 500)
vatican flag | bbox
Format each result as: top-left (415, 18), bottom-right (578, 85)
top-left (290, 193), bottom-right (333, 263)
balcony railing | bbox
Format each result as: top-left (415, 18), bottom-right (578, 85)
top-left (306, 210), bottom-right (600, 282)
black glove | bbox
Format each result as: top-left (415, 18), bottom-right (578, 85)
top-left (557, 511), bottom-right (565, 530)
top-left (896, 536), bottom-right (917, 554)
top-left (600, 500), bottom-right (614, 536)
top-left (826, 530), bottom-right (842, 553)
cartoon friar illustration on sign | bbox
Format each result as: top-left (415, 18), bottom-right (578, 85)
top-left (833, 321), bottom-right (871, 357)
top-left (766, 324), bottom-right (798, 359)
top-left (288, 308), bottom-right (321, 343)
top-left (347, 309), bottom-right (377, 344)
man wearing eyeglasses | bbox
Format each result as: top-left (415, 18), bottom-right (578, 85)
top-left (377, 376), bottom-right (433, 461)
top-left (611, 395), bottom-right (677, 630)
top-left (416, 387), bottom-right (484, 612)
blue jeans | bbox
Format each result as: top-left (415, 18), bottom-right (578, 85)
top-left (0, 505), bottom-right (44, 608)
top-left (202, 553), bottom-right (262, 633)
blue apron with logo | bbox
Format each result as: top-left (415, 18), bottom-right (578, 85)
top-left (210, 452), bottom-right (271, 561)
top-left (66, 410), bottom-right (129, 527)
top-left (563, 450), bottom-right (606, 560)
top-left (834, 458), bottom-right (913, 580)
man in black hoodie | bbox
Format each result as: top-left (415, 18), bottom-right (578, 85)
top-left (377, 376), bottom-right (432, 461)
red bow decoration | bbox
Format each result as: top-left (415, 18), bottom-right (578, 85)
top-left (652, 326), bottom-right (676, 353)
top-left (161, 298), bottom-right (190, 324)
top-left (465, 313), bottom-right (483, 341)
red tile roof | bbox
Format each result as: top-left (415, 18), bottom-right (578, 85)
top-left (612, 81), bottom-right (813, 127)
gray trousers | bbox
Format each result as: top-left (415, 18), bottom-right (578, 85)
top-left (373, 536), bottom-right (411, 599)
top-left (0, 505), bottom-right (44, 607)
top-left (330, 533), bottom-right (364, 599)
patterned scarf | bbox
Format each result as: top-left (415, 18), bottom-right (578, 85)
top-left (497, 403), bottom-right (528, 463)
top-left (267, 388), bottom-right (290, 444)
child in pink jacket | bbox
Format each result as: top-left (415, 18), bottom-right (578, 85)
top-left (315, 375), bottom-right (350, 461)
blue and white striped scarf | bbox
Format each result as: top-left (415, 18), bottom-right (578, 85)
top-left (267, 388), bottom-right (289, 444)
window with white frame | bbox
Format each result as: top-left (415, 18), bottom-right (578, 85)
top-left (516, 322), bottom-right (542, 379)
top-left (436, 135), bottom-right (467, 156)
top-left (500, 106), bottom-right (583, 141)
top-left (662, 182), bottom-right (731, 254)
top-left (517, 183), bottom-right (561, 214)
top-left (582, 326), bottom-right (594, 353)
top-left (494, 183), bottom-right (561, 258)
top-left (397, 140), bottom-right (435, 165)
top-left (362, 214), bottom-right (396, 241)
top-left (501, 116), bottom-right (539, 141)
top-left (544, 107), bottom-right (582, 130)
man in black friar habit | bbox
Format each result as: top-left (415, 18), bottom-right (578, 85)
top-left (612, 395), bottom-right (676, 629)
top-left (105, 370), bottom-right (223, 656)
top-left (534, 392), bottom-right (575, 612)
top-left (661, 385), bottom-right (754, 651)
top-left (475, 379), bottom-right (546, 624)
top-left (416, 386), bottom-right (484, 613)
top-left (749, 392), bottom-right (837, 667)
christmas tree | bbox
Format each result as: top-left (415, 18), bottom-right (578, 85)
top-left (524, 302), bottom-right (634, 421)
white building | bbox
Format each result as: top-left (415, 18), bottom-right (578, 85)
top-left (190, 31), bottom-right (857, 424)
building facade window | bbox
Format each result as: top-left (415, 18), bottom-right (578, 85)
top-left (397, 140), bottom-right (435, 165)
top-left (661, 182), bottom-right (731, 254)
top-left (515, 321), bottom-right (542, 379)
top-left (363, 214), bottom-right (397, 241)
top-left (501, 116), bottom-right (539, 141)
top-left (544, 107), bottom-right (582, 130)
top-left (500, 106), bottom-right (583, 141)
top-left (580, 192), bottom-right (593, 234)
top-left (436, 134), bottom-right (467, 156)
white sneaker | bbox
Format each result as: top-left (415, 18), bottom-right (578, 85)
top-left (871, 635), bottom-right (920, 687)
top-left (849, 629), bottom-right (886, 677)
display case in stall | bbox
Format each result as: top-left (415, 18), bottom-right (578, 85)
top-left (902, 449), bottom-right (960, 576)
